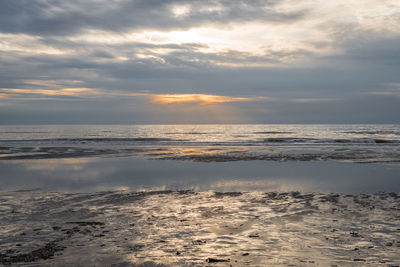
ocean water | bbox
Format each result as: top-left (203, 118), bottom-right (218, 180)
top-left (0, 124), bottom-right (399, 192)
top-left (1, 124), bottom-right (399, 163)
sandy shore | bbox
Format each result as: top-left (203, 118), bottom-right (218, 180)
top-left (0, 190), bottom-right (399, 266)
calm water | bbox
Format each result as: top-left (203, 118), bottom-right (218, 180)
top-left (0, 124), bottom-right (399, 192)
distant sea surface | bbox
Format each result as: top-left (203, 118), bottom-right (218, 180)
top-left (1, 124), bottom-right (400, 163)
top-left (0, 124), bottom-right (399, 192)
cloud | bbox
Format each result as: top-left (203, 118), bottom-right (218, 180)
top-left (0, 87), bottom-right (100, 97)
top-left (289, 98), bottom-right (339, 103)
top-left (0, 85), bottom-right (260, 107)
top-left (0, 0), bottom-right (400, 123)
top-left (366, 82), bottom-right (400, 97)
top-left (0, 79), bottom-right (103, 99)
top-left (0, 0), bottom-right (308, 36)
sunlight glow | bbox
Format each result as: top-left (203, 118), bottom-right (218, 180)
top-left (150, 94), bottom-right (253, 105)
top-left (171, 4), bottom-right (191, 18)
top-left (68, 23), bottom-right (333, 60)
top-left (1, 0), bottom-right (398, 68)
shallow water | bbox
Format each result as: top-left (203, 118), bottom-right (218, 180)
top-left (1, 157), bottom-right (400, 193)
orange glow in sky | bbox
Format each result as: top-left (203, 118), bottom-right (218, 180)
top-left (0, 88), bottom-right (99, 97)
top-left (149, 94), bottom-right (252, 105)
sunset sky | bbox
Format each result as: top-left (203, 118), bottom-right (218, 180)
top-left (1, 0), bottom-right (400, 123)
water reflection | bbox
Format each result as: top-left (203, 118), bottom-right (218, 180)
top-left (1, 189), bottom-right (399, 266)
top-left (1, 157), bottom-right (399, 193)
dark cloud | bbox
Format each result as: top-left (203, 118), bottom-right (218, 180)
top-left (0, 0), bottom-right (307, 35)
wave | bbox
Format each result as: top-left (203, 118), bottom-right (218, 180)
top-left (341, 130), bottom-right (400, 135)
top-left (1, 137), bottom-right (399, 146)
top-left (254, 131), bottom-right (293, 134)
top-left (332, 138), bottom-right (399, 144)
top-left (262, 138), bottom-right (400, 144)
top-left (0, 131), bottom-right (50, 134)
top-left (263, 138), bottom-right (311, 143)
top-left (166, 132), bottom-right (223, 135)
top-left (0, 137), bottom-right (187, 143)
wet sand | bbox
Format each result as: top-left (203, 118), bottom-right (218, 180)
top-left (1, 144), bottom-right (400, 164)
top-left (1, 190), bottom-right (399, 266)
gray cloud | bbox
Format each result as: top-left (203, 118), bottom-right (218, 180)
top-left (0, 0), bottom-right (307, 35)
top-left (0, 0), bottom-right (399, 123)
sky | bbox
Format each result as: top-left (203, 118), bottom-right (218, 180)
top-left (0, 0), bottom-right (400, 124)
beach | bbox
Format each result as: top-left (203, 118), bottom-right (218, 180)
top-left (1, 190), bottom-right (399, 266)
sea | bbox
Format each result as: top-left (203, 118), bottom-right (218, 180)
top-left (1, 125), bottom-right (400, 266)
top-left (0, 124), bottom-right (399, 192)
